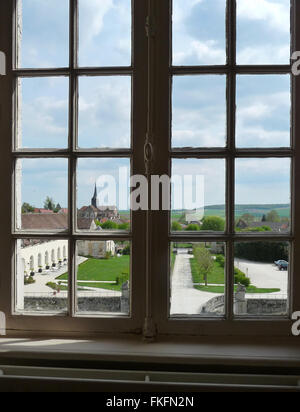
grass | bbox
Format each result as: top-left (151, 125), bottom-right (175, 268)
top-left (190, 257), bottom-right (224, 285)
top-left (190, 257), bottom-right (281, 294)
top-left (57, 256), bottom-right (130, 291)
top-left (195, 285), bottom-right (281, 294)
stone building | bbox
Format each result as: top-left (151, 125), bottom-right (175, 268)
top-left (78, 184), bottom-right (119, 221)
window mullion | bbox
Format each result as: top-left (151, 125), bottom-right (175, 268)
top-left (68, 0), bottom-right (78, 317)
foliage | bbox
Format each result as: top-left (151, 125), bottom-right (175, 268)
top-left (193, 246), bottom-right (214, 286)
top-left (171, 221), bottom-right (182, 231)
top-left (266, 210), bottom-right (280, 223)
top-left (185, 224), bottom-right (199, 231)
top-left (44, 196), bottom-right (55, 211)
top-left (201, 216), bottom-right (225, 231)
top-left (105, 251), bottom-right (112, 260)
top-left (122, 245), bottom-right (131, 255)
top-left (241, 213), bottom-right (255, 225)
top-left (215, 254), bottom-right (225, 268)
top-left (24, 276), bottom-right (35, 285)
top-left (118, 222), bottom-right (130, 230)
top-left (235, 242), bottom-right (288, 263)
top-left (54, 203), bottom-right (61, 213)
top-left (234, 268), bottom-right (251, 288)
top-left (101, 220), bottom-right (118, 229)
top-left (22, 202), bottom-right (35, 213)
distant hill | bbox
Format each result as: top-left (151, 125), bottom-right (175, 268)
top-left (172, 204), bottom-right (290, 220)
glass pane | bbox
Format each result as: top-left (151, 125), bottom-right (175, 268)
top-left (172, 75), bottom-right (226, 148)
top-left (17, 77), bottom-right (69, 149)
top-left (235, 158), bottom-right (291, 233)
top-left (237, 0), bottom-right (290, 65)
top-left (234, 242), bottom-right (289, 316)
top-left (16, 158), bottom-right (69, 231)
top-left (77, 158), bottom-right (130, 231)
top-left (78, 76), bottom-right (131, 149)
top-left (172, 159), bottom-right (226, 232)
top-left (170, 242), bottom-right (225, 316)
top-left (236, 75), bottom-right (290, 148)
top-left (15, 238), bottom-right (69, 314)
top-left (172, 0), bottom-right (226, 65)
top-left (79, 0), bottom-right (131, 67)
top-left (18, 0), bottom-right (69, 68)
top-left (70, 241), bottom-right (131, 316)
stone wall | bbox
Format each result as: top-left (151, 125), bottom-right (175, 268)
top-left (24, 296), bottom-right (122, 313)
top-left (201, 295), bottom-right (225, 314)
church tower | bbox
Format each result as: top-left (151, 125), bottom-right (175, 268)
top-left (91, 183), bottom-right (98, 208)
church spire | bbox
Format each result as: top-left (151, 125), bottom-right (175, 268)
top-left (91, 183), bottom-right (98, 208)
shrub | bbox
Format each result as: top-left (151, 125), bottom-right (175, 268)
top-left (216, 254), bottom-right (225, 268)
top-left (234, 268), bottom-right (251, 288)
top-left (201, 216), bottom-right (225, 231)
top-left (235, 242), bottom-right (288, 263)
top-left (171, 221), bottom-right (182, 231)
top-left (24, 276), bottom-right (35, 285)
top-left (105, 251), bottom-right (112, 260)
top-left (185, 224), bottom-right (199, 231)
top-left (122, 245), bottom-right (131, 255)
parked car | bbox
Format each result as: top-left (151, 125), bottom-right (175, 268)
top-left (274, 260), bottom-right (288, 267)
top-left (278, 262), bottom-right (288, 271)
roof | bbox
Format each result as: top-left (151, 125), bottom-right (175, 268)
top-left (33, 208), bottom-right (54, 214)
top-left (77, 218), bottom-right (95, 230)
top-left (22, 214), bottom-right (68, 230)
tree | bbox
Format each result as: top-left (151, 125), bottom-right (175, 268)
top-left (193, 246), bottom-right (214, 286)
top-left (101, 220), bottom-right (118, 229)
top-left (266, 210), bottom-right (280, 223)
top-left (22, 202), bottom-right (35, 213)
top-left (261, 214), bottom-right (267, 222)
top-left (44, 196), bottom-right (55, 211)
top-left (241, 213), bottom-right (255, 225)
top-left (172, 221), bottom-right (182, 231)
top-left (54, 203), bottom-right (62, 213)
top-left (201, 216), bottom-right (225, 232)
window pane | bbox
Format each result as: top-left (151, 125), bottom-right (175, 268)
top-left (15, 239), bottom-right (69, 314)
top-left (79, 0), bottom-right (131, 67)
top-left (235, 158), bottom-right (291, 233)
top-left (170, 242), bottom-right (225, 317)
top-left (16, 158), bottom-right (69, 231)
top-left (172, 159), bottom-right (226, 232)
top-left (172, 76), bottom-right (226, 148)
top-left (237, 0), bottom-right (290, 65)
top-left (17, 77), bottom-right (69, 149)
top-left (236, 75), bottom-right (290, 148)
top-left (234, 242), bottom-right (289, 316)
top-left (78, 76), bottom-right (131, 149)
top-left (172, 0), bottom-right (226, 66)
top-left (71, 241), bottom-right (131, 316)
top-left (18, 0), bottom-right (69, 68)
top-left (77, 158), bottom-right (130, 231)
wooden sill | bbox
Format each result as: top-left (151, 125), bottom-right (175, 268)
top-left (0, 335), bottom-right (300, 370)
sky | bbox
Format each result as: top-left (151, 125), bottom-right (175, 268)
top-left (18, 0), bottom-right (291, 210)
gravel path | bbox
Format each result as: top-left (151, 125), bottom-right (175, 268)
top-left (170, 252), bottom-right (221, 315)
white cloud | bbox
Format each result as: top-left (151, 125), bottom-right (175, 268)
top-left (174, 40), bottom-right (225, 65)
top-left (237, 0), bottom-right (290, 33)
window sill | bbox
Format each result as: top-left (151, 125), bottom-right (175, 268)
top-left (0, 335), bottom-right (300, 371)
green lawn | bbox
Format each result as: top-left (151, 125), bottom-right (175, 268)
top-left (190, 257), bottom-right (280, 294)
top-left (56, 256), bottom-right (130, 291)
top-left (190, 257), bottom-right (224, 285)
top-left (195, 285), bottom-right (281, 294)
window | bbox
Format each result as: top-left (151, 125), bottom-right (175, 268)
top-left (0, 0), bottom-right (299, 338)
